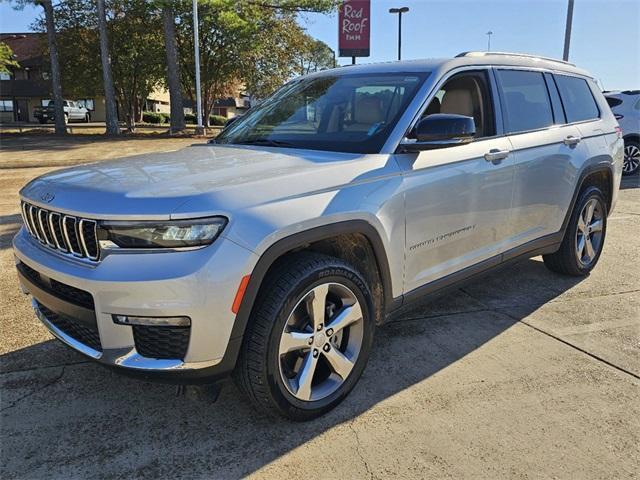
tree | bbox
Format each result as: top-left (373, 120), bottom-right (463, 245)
top-left (162, 3), bottom-right (185, 133)
top-left (0, 42), bottom-right (19, 74)
top-left (294, 36), bottom-right (334, 76)
top-left (177, 0), bottom-right (339, 121)
top-left (13, 0), bottom-right (67, 134)
top-left (96, 0), bottom-right (120, 134)
top-left (49, 0), bottom-right (165, 132)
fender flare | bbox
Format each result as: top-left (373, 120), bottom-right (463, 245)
top-left (560, 163), bottom-right (614, 234)
top-left (229, 220), bottom-right (396, 341)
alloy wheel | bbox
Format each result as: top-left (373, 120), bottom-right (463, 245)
top-left (278, 282), bottom-right (364, 402)
top-left (623, 144), bottom-right (640, 174)
top-left (575, 198), bottom-right (604, 267)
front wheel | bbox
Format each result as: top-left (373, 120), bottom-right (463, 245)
top-left (623, 139), bottom-right (640, 176)
top-left (235, 252), bottom-right (375, 421)
top-left (543, 186), bottom-right (607, 276)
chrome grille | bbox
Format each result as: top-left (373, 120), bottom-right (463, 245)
top-left (20, 202), bottom-right (100, 261)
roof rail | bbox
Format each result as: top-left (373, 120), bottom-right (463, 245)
top-left (456, 51), bottom-right (575, 67)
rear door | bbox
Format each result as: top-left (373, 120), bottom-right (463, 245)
top-left (399, 69), bottom-right (514, 293)
top-left (496, 68), bottom-right (583, 248)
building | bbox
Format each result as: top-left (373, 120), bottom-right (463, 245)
top-left (1, 32), bottom-right (251, 124)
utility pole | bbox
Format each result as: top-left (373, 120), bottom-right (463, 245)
top-left (486, 30), bottom-right (493, 52)
top-left (389, 7), bottom-right (409, 61)
top-left (563, 0), bottom-right (574, 61)
top-left (193, 0), bottom-right (204, 135)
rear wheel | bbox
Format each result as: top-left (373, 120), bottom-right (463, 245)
top-left (543, 186), bottom-right (607, 276)
top-left (235, 252), bottom-right (374, 421)
top-left (623, 139), bottom-right (640, 176)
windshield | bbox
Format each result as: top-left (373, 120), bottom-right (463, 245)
top-left (215, 72), bottom-right (429, 154)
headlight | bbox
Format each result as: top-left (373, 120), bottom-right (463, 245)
top-left (100, 217), bottom-right (227, 249)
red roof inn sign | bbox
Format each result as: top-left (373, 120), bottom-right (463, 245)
top-left (338, 0), bottom-right (370, 58)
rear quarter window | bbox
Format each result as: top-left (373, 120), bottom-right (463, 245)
top-left (555, 75), bottom-right (600, 123)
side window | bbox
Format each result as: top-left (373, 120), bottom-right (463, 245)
top-left (496, 70), bottom-right (554, 134)
top-left (554, 75), bottom-right (600, 123)
top-left (418, 71), bottom-right (496, 138)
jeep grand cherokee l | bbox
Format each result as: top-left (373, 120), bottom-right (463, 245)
top-left (14, 52), bottom-right (623, 420)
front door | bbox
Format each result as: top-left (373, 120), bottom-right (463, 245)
top-left (15, 99), bottom-right (29, 122)
top-left (399, 70), bottom-right (514, 293)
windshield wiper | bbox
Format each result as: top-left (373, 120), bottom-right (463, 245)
top-left (236, 139), bottom-right (296, 148)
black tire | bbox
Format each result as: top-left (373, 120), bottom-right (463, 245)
top-left (234, 252), bottom-right (375, 421)
top-left (622, 139), bottom-right (640, 176)
top-left (543, 186), bottom-right (607, 276)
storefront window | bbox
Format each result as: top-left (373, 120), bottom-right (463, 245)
top-left (0, 100), bottom-right (14, 112)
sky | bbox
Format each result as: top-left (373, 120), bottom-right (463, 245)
top-left (1, 0), bottom-right (639, 90)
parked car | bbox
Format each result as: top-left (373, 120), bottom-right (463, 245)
top-left (604, 90), bottom-right (640, 175)
top-left (14, 52), bottom-right (623, 420)
top-left (33, 100), bottom-right (90, 124)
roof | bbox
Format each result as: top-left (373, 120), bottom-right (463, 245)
top-left (214, 97), bottom-right (251, 109)
top-left (309, 51), bottom-right (593, 79)
top-left (0, 33), bottom-right (45, 67)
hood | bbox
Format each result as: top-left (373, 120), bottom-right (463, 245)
top-left (20, 144), bottom-right (394, 220)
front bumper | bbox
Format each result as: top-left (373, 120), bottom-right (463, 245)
top-left (13, 228), bottom-right (257, 383)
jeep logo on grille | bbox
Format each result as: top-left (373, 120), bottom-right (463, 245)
top-left (40, 192), bottom-right (55, 203)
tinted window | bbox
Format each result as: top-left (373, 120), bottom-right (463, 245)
top-left (555, 75), bottom-right (600, 122)
top-left (497, 70), bottom-right (554, 133)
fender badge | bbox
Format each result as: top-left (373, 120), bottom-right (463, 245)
top-left (40, 192), bottom-right (55, 203)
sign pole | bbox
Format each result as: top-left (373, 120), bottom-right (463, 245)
top-left (193, 0), bottom-right (204, 135)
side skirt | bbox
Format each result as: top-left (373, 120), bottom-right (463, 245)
top-left (386, 232), bottom-right (562, 321)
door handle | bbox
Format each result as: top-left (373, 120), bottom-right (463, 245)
top-left (564, 135), bottom-right (581, 146)
top-left (484, 149), bottom-right (510, 163)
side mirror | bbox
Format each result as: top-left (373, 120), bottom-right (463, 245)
top-left (400, 113), bottom-right (476, 152)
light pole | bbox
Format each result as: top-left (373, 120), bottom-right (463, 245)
top-left (486, 30), bottom-right (493, 51)
top-left (389, 7), bottom-right (409, 61)
top-left (563, 0), bottom-right (575, 61)
top-left (193, 0), bottom-right (204, 135)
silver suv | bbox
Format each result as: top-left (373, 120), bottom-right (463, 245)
top-left (14, 52), bottom-right (623, 420)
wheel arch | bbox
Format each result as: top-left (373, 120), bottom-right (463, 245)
top-left (623, 133), bottom-right (639, 144)
top-left (229, 220), bottom-right (396, 341)
top-left (561, 163), bottom-right (614, 233)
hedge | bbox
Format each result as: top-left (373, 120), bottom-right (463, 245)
top-left (142, 112), bottom-right (164, 124)
top-left (183, 113), bottom-right (228, 126)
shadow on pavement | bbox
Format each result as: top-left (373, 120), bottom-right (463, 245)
top-left (1, 258), bottom-right (585, 479)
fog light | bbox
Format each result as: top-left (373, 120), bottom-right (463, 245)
top-left (112, 314), bottom-right (191, 327)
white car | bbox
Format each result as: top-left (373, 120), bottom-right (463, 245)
top-left (605, 90), bottom-right (640, 175)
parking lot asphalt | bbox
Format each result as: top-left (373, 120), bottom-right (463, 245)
top-left (1, 137), bottom-right (638, 479)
